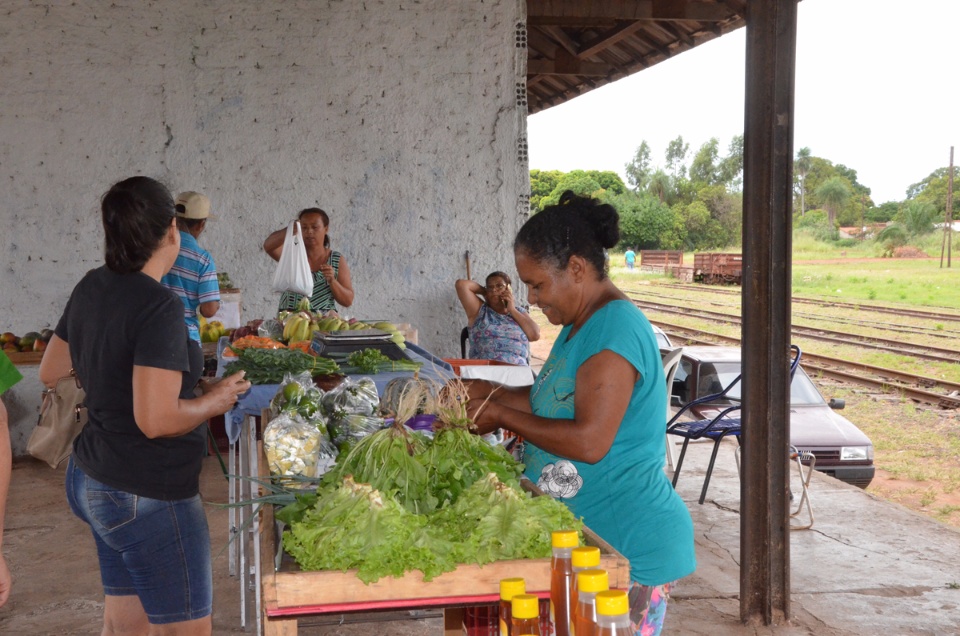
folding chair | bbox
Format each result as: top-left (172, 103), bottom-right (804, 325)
top-left (667, 374), bottom-right (743, 504)
top-left (668, 345), bottom-right (801, 505)
top-left (660, 347), bottom-right (684, 471)
top-left (734, 442), bottom-right (815, 530)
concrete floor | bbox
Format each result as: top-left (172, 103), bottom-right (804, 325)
top-left (2, 439), bottom-right (959, 635)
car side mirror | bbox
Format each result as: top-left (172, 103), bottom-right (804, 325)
top-left (671, 395), bottom-right (682, 407)
top-left (829, 398), bottom-right (845, 410)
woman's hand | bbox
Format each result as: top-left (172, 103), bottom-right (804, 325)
top-left (199, 372), bottom-right (251, 410)
top-left (467, 396), bottom-right (503, 436)
top-left (500, 284), bottom-right (517, 312)
top-left (318, 262), bottom-right (336, 286)
top-left (207, 371), bottom-right (252, 412)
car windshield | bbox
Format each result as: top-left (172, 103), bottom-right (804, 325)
top-left (696, 363), bottom-right (826, 405)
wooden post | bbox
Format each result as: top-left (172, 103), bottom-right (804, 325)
top-left (941, 147), bottom-right (954, 268)
top-left (741, 0), bottom-right (797, 625)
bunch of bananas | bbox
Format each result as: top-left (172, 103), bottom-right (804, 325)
top-left (277, 310), bottom-right (407, 349)
top-left (369, 321), bottom-right (407, 350)
top-left (282, 312), bottom-right (318, 343)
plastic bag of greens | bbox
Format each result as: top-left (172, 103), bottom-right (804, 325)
top-left (321, 376), bottom-right (379, 417)
top-left (328, 413), bottom-right (389, 455)
top-left (269, 372), bottom-right (325, 421)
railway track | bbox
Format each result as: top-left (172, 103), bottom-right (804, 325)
top-left (623, 284), bottom-right (960, 339)
top-left (652, 320), bottom-right (960, 409)
top-left (630, 296), bottom-right (960, 364)
top-left (638, 281), bottom-right (960, 324)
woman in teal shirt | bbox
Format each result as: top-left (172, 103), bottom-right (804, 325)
top-left (466, 191), bottom-right (695, 636)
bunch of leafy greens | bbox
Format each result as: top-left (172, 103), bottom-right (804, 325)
top-left (282, 473), bottom-right (582, 583)
top-left (321, 423), bottom-right (434, 514)
top-left (419, 428), bottom-right (523, 510)
top-left (223, 348), bottom-right (340, 384)
top-left (282, 477), bottom-right (456, 583)
top-left (431, 473), bottom-right (582, 565)
top-left (337, 348), bottom-right (423, 375)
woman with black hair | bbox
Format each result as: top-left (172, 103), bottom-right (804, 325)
top-left (465, 191), bottom-right (695, 636)
top-left (263, 207), bottom-right (355, 313)
top-left (455, 270), bottom-right (540, 365)
top-left (40, 176), bottom-right (251, 635)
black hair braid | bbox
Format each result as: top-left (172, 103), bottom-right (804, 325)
top-left (515, 190), bottom-right (619, 277)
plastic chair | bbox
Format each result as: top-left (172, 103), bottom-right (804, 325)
top-left (668, 345), bottom-right (802, 505)
top-left (660, 347), bottom-right (684, 471)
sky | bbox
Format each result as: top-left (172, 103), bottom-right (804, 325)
top-left (527, 0), bottom-right (960, 205)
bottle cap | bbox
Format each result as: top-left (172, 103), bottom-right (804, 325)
top-left (595, 589), bottom-right (629, 616)
top-left (571, 545), bottom-right (601, 568)
top-left (551, 529), bottom-right (579, 548)
top-left (500, 577), bottom-right (526, 601)
top-left (511, 594), bottom-right (540, 619)
top-left (577, 569), bottom-right (609, 593)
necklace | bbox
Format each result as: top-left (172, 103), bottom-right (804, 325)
top-left (530, 365), bottom-right (553, 401)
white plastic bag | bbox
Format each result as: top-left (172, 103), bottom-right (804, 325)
top-left (271, 221), bottom-right (313, 297)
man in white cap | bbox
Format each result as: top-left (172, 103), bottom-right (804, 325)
top-left (161, 191), bottom-right (221, 343)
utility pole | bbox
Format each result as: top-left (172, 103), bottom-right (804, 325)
top-left (942, 146), bottom-right (954, 268)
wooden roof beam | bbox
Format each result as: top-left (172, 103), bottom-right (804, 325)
top-left (577, 20), bottom-right (647, 59)
top-left (527, 0), bottom-right (733, 23)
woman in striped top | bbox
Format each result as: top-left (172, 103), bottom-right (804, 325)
top-left (264, 208), bottom-right (354, 313)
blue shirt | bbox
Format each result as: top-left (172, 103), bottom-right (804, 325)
top-left (524, 300), bottom-right (696, 585)
top-left (468, 304), bottom-right (530, 366)
top-left (624, 250), bottom-right (636, 264)
top-left (161, 231), bottom-right (220, 342)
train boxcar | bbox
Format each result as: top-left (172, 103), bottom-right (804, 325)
top-left (693, 252), bottom-right (742, 284)
top-left (639, 250), bottom-right (684, 270)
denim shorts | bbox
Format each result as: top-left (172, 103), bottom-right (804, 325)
top-left (65, 458), bottom-right (212, 624)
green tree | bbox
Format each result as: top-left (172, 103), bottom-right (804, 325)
top-left (612, 191), bottom-right (685, 250)
top-left (907, 167), bottom-right (956, 216)
top-left (624, 141), bottom-right (652, 191)
top-left (678, 200), bottom-right (726, 250)
top-left (587, 170), bottom-right (627, 196)
top-left (795, 147), bottom-right (812, 215)
top-left (689, 138), bottom-right (721, 186)
top-left (898, 200), bottom-right (939, 236)
top-left (665, 136), bottom-right (689, 180)
top-left (646, 169), bottom-right (673, 205)
top-left (718, 135), bottom-right (744, 191)
top-left (529, 169), bottom-right (563, 210)
top-left (867, 201), bottom-right (898, 223)
top-left (539, 171), bottom-right (603, 208)
top-left (815, 177), bottom-right (851, 226)
top-left (696, 184), bottom-right (742, 247)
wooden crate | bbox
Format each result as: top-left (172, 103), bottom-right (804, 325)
top-left (256, 436), bottom-right (630, 634)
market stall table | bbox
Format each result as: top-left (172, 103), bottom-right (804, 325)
top-left (220, 341), bottom-right (455, 629)
top-left (248, 417), bottom-right (630, 636)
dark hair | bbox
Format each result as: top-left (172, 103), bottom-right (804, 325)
top-left (298, 207), bottom-right (331, 248)
top-left (486, 271), bottom-right (512, 286)
top-left (175, 217), bottom-right (205, 232)
top-left (514, 190), bottom-right (619, 277)
top-left (101, 176), bottom-right (175, 273)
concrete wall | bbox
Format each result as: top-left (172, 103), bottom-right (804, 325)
top-left (0, 0), bottom-right (529, 455)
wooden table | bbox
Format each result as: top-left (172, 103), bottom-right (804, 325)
top-left (244, 419), bottom-right (630, 636)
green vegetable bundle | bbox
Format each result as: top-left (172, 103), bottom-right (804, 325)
top-left (333, 348), bottom-right (423, 376)
top-left (282, 477), bottom-right (456, 583)
top-left (322, 423), bottom-right (433, 513)
top-left (282, 473), bottom-right (581, 583)
top-left (223, 348), bottom-right (340, 385)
